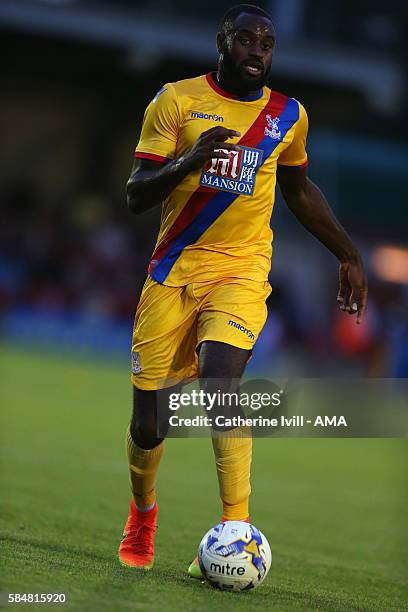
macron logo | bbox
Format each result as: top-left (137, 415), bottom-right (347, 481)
top-left (191, 111), bottom-right (224, 122)
top-left (228, 320), bottom-right (255, 340)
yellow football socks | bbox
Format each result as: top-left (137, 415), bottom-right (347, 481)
top-left (126, 426), bottom-right (164, 510)
top-left (211, 426), bottom-right (252, 521)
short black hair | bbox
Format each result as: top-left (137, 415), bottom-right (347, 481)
top-left (220, 4), bottom-right (273, 34)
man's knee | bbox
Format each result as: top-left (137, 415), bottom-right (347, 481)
top-left (130, 387), bottom-right (164, 449)
top-left (130, 385), bottom-right (180, 449)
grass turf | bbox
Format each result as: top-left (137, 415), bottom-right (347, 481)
top-left (0, 344), bottom-right (407, 611)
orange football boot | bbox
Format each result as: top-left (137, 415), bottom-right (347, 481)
top-left (119, 499), bottom-right (157, 569)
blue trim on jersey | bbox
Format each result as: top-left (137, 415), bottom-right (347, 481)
top-left (152, 86), bottom-right (166, 102)
top-left (151, 98), bottom-right (300, 283)
top-left (236, 89), bottom-right (264, 102)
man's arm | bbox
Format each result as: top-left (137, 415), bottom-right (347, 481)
top-left (127, 126), bottom-right (240, 214)
top-left (126, 157), bottom-right (192, 215)
top-left (277, 165), bottom-right (368, 324)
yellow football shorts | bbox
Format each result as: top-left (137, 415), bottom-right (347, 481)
top-left (131, 275), bottom-right (271, 390)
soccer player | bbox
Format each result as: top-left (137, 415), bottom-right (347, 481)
top-left (118, 4), bottom-right (368, 575)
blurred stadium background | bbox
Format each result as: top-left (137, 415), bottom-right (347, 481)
top-left (0, 0), bottom-right (407, 377)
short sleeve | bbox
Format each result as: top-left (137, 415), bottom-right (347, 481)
top-left (134, 83), bottom-right (179, 163)
top-left (277, 102), bottom-right (308, 168)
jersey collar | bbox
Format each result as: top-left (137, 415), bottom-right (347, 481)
top-left (206, 72), bottom-right (264, 102)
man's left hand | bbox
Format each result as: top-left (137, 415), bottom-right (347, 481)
top-left (337, 261), bottom-right (368, 324)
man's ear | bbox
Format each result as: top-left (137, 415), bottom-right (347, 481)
top-left (216, 32), bottom-right (226, 54)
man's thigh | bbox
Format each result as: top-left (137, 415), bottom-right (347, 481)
top-left (198, 341), bottom-right (249, 379)
top-left (196, 278), bottom-right (271, 356)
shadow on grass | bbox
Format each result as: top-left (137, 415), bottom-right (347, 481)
top-left (1, 534), bottom-right (143, 581)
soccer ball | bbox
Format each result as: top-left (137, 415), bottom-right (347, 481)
top-left (198, 520), bottom-right (272, 591)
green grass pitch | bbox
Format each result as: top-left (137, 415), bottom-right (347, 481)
top-left (0, 345), bottom-right (407, 611)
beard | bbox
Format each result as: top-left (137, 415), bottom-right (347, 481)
top-left (221, 48), bottom-right (271, 92)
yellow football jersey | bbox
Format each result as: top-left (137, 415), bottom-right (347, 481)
top-left (134, 72), bottom-right (308, 286)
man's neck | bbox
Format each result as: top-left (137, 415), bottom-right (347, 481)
top-left (216, 67), bottom-right (261, 99)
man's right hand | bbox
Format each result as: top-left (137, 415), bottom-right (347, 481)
top-left (182, 126), bottom-right (241, 172)
top-left (127, 127), bottom-right (240, 214)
